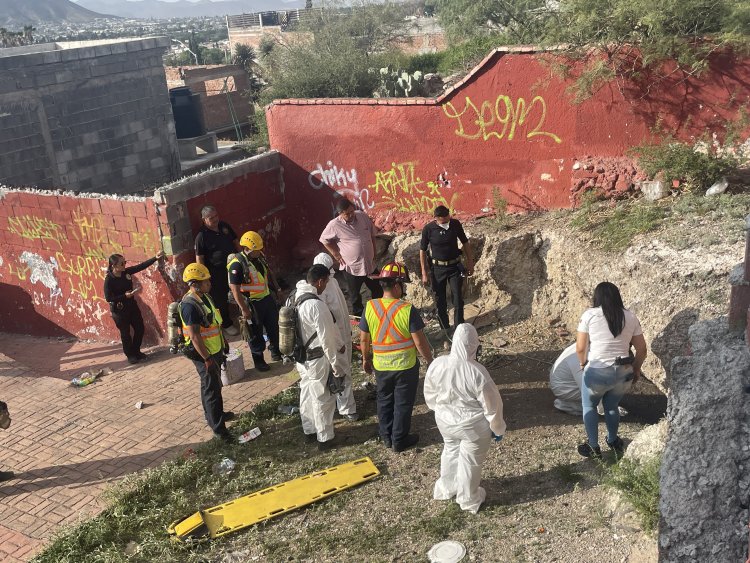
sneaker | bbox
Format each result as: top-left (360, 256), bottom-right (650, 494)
top-left (577, 443), bottom-right (602, 459)
top-left (344, 413), bottom-right (359, 422)
top-left (382, 438), bottom-right (392, 449)
top-left (607, 436), bottom-right (625, 455)
top-left (222, 411), bottom-right (236, 422)
top-left (305, 433), bottom-right (318, 442)
top-left (224, 325), bottom-right (239, 336)
top-left (393, 434), bottom-right (419, 452)
top-left (270, 350), bottom-right (283, 362)
top-left (136, 352), bottom-right (149, 361)
top-left (252, 354), bottom-right (270, 372)
top-left (0, 470), bottom-right (14, 482)
top-left (127, 356), bottom-right (139, 365)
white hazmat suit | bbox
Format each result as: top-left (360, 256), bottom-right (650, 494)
top-left (295, 280), bottom-right (343, 443)
top-left (424, 323), bottom-right (506, 514)
top-left (313, 253), bottom-right (356, 416)
top-left (549, 344), bottom-right (627, 417)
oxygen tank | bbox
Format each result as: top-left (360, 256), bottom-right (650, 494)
top-left (278, 304), bottom-right (296, 357)
top-left (167, 302), bottom-right (182, 354)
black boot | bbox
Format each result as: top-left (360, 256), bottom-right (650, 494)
top-left (252, 353), bottom-right (270, 372)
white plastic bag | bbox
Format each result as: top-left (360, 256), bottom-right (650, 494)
top-left (221, 348), bottom-right (245, 386)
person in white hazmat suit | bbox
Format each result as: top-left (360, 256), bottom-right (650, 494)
top-left (550, 344), bottom-right (627, 417)
top-left (312, 253), bottom-right (358, 420)
top-left (295, 264), bottom-right (345, 451)
top-left (423, 323), bottom-right (506, 514)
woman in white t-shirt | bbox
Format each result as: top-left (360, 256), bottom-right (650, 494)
top-left (575, 282), bottom-right (647, 458)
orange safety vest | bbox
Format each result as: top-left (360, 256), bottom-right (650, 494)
top-left (228, 253), bottom-right (270, 300)
top-left (365, 298), bottom-right (417, 371)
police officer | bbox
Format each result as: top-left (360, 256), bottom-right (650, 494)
top-left (180, 263), bottom-right (234, 441)
top-left (419, 205), bottom-right (474, 333)
top-left (359, 261), bottom-right (433, 452)
top-left (228, 231), bottom-right (282, 372)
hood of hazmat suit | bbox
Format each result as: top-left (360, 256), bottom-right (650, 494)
top-left (549, 343), bottom-right (584, 415)
top-left (313, 253), bottom-right (351, 341)
top-left (424, 323), bottom-right (506, 436)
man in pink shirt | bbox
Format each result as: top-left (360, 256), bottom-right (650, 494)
top-left (319, 199), bottom-right (383, 317)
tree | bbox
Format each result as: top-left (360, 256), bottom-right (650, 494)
top-left (233, 44), bottom-right (258, 71)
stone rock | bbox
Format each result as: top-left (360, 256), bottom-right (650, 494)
top-left (624, 419), bottom-right (667, 464)
top-left (639, 180), bottom-right (668, 201)
top-left (492, 337), bottom-right (508, 347)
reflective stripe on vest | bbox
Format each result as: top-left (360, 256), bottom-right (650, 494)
top-left (180, 292), bottom-right (224, 356)
top-left (229, 256), bottom-right (270, 300)
top-left (365, 298), bottom-right (416, 371)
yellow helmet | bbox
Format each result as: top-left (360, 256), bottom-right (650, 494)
top-left (240, 231), bottom-right (264, 250)
top-left (182, 262), bottom-right (211, 283)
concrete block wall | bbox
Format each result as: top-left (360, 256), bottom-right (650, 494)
top-left (0, 38), bottom-right (181, 196)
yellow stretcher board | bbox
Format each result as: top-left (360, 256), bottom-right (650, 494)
top-left (168, 456), bottom-right (380, 541)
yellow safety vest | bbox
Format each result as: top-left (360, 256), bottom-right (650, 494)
top-left (228, 254), bottom-right (270, 301)
top-left (365, 298), bottom-right (417, 371)
top-left (180, 292), bottom-right (224, 356)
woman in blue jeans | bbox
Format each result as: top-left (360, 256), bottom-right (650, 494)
top-left (576, 282), bottom-right (647, 458)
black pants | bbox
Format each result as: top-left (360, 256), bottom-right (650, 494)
top-left (191, 351), bottom-right (226, 434)
top-left (432, 264), bottom-right (464, 330)
top-left (208, 267), bottom-right (233, 329)
top-left (111, 304), bottom-right (144, 360)
top-left (375, 363), bottom-right (419, 446)
top-left (343, 271), bottom-right (384, 317)
top-left (249, 294), bottom-right (280, 356)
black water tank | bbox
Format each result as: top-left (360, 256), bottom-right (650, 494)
top-left (170, 86), bottom-right (206, 139)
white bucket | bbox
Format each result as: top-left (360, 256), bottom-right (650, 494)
top-left (221, 348), bottom-right (245, 386)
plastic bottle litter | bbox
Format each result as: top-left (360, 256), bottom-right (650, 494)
top-left (277, 405), bottom-right (299, 415)
top-left (135, 401), bottom-right (144, 409)
top-left (238, 427), bottom-right (262, 443)
top-left (71, 372), bottom-right (97, 387)
top-left (212, 457), bottom-right (236, 476)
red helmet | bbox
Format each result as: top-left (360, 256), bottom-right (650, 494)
top-left (371, 261), bottom-right (411, 282)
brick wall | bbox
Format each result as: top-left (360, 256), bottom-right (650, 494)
top-left (164, 65), bottom-right (252, 132)
top-left (0, 38), bottom-right (181, 196)
top-left (0, 188), bottom-right (175, 342)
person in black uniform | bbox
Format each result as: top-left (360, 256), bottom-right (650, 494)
top-left (103, 251), bottom-right (164, 364)
top-left (419, 205), bottom-right (474, 333)
top-left (194, 205), bottom-right (241, 335)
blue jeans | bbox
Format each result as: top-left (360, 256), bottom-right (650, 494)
top-left (581, 365), bottom-right (633, 448)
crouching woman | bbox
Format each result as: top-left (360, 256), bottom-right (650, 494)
top-left (424, 323), bottom-right (505, 513)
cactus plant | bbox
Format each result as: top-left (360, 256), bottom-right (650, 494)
top-left (374, 66), bottom-right (425, 98)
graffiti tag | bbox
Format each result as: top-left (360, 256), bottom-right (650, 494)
top-left (7, 216), bottom-right (67, 248)
top-left (442, 94), bottom-right (562, 144)
top-left (308, 161), bottom-right (375, 210)
top-left (19, 251), bottom-right (62, 299)
top-left (368, 161), bottom-right (455, 213)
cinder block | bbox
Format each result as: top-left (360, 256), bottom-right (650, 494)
top-left (55, 70), bottom-right (74, 84)
top-left (100, 198), bottom-right (124, 216)
top-left (122, 165), bottom-right (137, 178)
top-left (113, 214), bottom-right (137, 232)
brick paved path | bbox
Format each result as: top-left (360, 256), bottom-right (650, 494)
top-left (0, 333), bottom-right (297, 562)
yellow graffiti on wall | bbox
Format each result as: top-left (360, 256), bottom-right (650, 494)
top-left (70, 210), bottom-right (125, 260)
top-left (7, 216), bottom-right (68, 248)
top-left (131, 231), bottom-right (158, 255)
top-left (442, 94), bottom-right (562, 144)
top-left (7, 262), bottom-right (30, 281)
top-left (368, 162), bottom-right (456, 213)
top-left (55, 252), bottom-right (106, 302)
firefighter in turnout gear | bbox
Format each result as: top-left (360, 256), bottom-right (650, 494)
top-left (228, 231), bottom-right (282, 372)
top-left (180, 263), bottom-right (234, 441)
top-left (359, 261), bottom-right (433, 452)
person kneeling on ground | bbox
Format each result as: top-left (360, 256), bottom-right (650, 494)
top-left (550, 344), bottom-right (628, 417)
top-left (295, 264), bottom-right (345, 451)
top-left (424, 324), bottom-right (505, 514)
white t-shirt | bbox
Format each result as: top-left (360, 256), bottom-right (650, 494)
top-left (577, 307), bottom-right (642, 368)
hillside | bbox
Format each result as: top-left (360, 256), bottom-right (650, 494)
top-left (0, 0), bottom-right (108, 26)
top-left (74, 0), bottom-right (305, 19)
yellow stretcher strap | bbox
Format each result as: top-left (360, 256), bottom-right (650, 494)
top-left (168, 457), bottom-right (380, 541)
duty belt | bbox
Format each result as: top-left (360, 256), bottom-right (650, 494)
top-left (432, 257), bottom-right (461, 267)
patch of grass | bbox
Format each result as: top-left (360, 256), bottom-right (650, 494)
top-left (553, 462), bottom-right (584, 485)
top-left (605, 456), bottom-right (661, 533)
top-left (492, 186), bottom-right (511, 229)
top-left (570, 197), bottom-right (665, 252)
top-left (420, 502), bottom-right (467, 539)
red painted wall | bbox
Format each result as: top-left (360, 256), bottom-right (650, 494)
top-left (267, 49), bottom-right (750, 237)
top-left (0, 191), bottom-right (175, 342)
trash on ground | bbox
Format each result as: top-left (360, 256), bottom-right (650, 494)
top-left (238, 427), bottom-right (262, 443)
top-left (135, 401), bottom-right (144, 409)
top-left (221, 348), bottom-right (245, 386)
top-left (428, 540), bottom-right (466, 562)
top-left (70, 368), bottom-right (108, 387)
top-left (212, 457), bottom-right (236, 476)
top-left (705, 177), bottom-right (728, 196)
top-left (277, 405), bottom-right (299, 415)
top-left (168, 457), bottom-right (380, 541)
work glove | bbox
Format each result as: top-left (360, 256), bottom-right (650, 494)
top-left (327, 371), bottom-right (346, 395)
top-left (240, 318), bottom-right (253, 342)
top-left (492, 432), bottom-right (503, 443)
